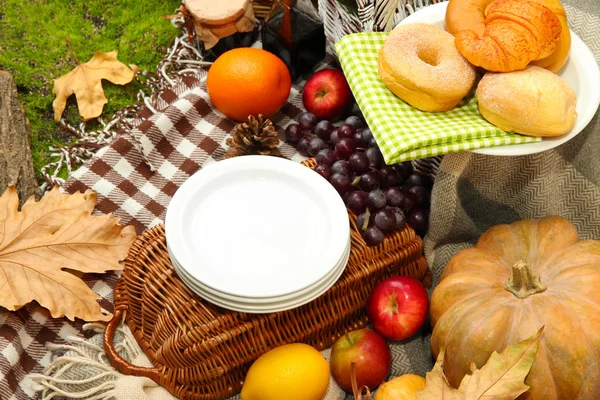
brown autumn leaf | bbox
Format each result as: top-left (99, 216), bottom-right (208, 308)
top-left (417, 349), bottom-right (462, 400)
top-left (417, 327), bottom-right (543, 400)
top-left (0, 185), bottom-right (136, 321)
top-left (52, 50), bottom-right (139, 122)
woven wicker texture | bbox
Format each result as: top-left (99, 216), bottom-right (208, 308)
top-left (105, 160), bottom-right (431, 399)
top-left (253, 0), bottom-right (320, 19)
top-left (253, 0), bottom-right (274, 19)
top-left (318, 0), bottom-right (443, 51)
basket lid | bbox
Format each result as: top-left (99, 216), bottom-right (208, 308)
top-left (184, 0), bottom-right (251, 26)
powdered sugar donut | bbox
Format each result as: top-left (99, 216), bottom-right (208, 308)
top-left (378, 23), bottom-right (476, 112)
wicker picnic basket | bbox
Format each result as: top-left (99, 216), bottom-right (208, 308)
top-left (255, 0), bottom-right (443, 46)
top-left (318, 0), bottom-right (443, 50)
top-left (104, 160), bottom-right (431, 400)
top-left (253, 0), bottom-right (274, 19)
top-left (253, 0), bottom-right (320, 19)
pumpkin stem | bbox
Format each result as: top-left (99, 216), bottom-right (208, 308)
top-left (504, 260), bottom-right (547, 299)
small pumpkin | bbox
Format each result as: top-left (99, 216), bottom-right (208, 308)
top-left (430, 216), bottom-right (600, 400)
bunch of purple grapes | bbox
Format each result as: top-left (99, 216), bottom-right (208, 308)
top-left (286, 112), bottom-right (432, 246)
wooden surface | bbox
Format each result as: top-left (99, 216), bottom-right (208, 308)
top-left (0, 71), bottom-right (41, 203)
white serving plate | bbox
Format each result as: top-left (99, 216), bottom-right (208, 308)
top-left (398, 1), bottom-right (600, 156)
top-left (172, 240), bottom-right (350, 313)
top-left (177, 262), bottom-right (345, 313)
top-left (165, 155), bottom-right (350, 298)
top-left (175, 260), bottom-right (345, 313)
top-left (172, 239), bottom-right (350, 306)
top-left (167, 237), bottom-right (350, 304)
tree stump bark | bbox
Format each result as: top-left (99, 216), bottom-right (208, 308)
top-left (0, 71), bottom-right (41, 203)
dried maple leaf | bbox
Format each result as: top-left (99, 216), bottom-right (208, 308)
top-left (0, 185), bottom-right (136, 321)
top-left (417, 349), bottom-right (463, 400)
top-left (52, 50), bottom-right (139, 122)
top-left (417, 327), bottom-right (543, 400)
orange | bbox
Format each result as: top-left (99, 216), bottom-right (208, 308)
top-left (206, 48), bottom-right (292, 121)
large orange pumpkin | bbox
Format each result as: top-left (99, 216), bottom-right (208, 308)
top-left (430, 216), bottom-right (600, 399)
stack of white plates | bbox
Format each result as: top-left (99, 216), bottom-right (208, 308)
top-left (165, 156), bottom-right (350, 313)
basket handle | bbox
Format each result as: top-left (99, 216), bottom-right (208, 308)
top-left (104, 309), bottom-right (161, 381)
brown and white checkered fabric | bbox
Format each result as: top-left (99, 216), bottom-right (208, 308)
top-left (65, 71), bottom-right (312, 233)
top-left (0, 274), bottom-right (117, 399)
top-left (0, 58), bottom-right (331, 398)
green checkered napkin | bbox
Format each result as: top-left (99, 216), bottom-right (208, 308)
top-left (334, 32), bottom-right (541, 164)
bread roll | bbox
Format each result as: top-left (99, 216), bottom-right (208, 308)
top-left (476, 66), bottom-right (577, 137)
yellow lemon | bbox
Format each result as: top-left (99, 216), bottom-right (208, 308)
top-left (374, 374), bottom-right (426, 400)
top-left (240, 343), bottom-right (330, 400)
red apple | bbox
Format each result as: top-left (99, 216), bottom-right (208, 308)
top-left (367, 276), bottom-right (429, 341)
top-left (302, 68), bottom-right (353, 121)
top-left (330, 328), bottom-right (391, 392)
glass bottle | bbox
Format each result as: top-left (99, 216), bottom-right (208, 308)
top-left (262, 0), bottom-right (326, 82)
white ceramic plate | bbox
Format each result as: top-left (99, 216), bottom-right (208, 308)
top-left (398, 1), bottom-right (600, 156)
top-left (172, 241), bottom-right (348, 305)
top-left (177, 261), bottom-right (346, 313)
top-left (172, 241), bottom-right (350, 313)
top-left (172, 248), bottom-right (347, 308)
top-left (165, 156), bottom-right (350, 298)
top-left (167, 237), bottom-right (350, 304)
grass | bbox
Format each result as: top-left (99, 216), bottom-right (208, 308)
top-left (0, 0), bottom-right (180, 181)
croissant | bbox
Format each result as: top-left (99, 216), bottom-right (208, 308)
top-left (445, 0), bottom-right (571, 72)
top-left (454, 0), bottom-right (562, 72)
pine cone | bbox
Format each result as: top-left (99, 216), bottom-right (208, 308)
top-left (224, 115), bottom-right (283, 159)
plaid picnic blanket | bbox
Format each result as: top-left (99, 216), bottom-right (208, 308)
top-left (64, 75), bottom-right (308, 234)
top-left (0, 66), bottom-right (308, 398)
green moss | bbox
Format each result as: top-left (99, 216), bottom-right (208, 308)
top-left (0, 0), bottom-right (179, 181)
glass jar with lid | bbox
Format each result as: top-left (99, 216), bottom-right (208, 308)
top-left (184, 0), bottom-right (258, 60)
